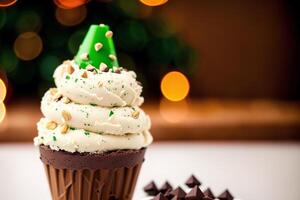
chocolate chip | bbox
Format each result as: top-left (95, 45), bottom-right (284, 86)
top-left (202, 197), bottom-right (214, 200)
top-left (203, 188), bottom-right (215, 199)
top-left (171, 195), bottom-right (182, 200)
top-left (152, 193), bottom-right (168, 200)
top-left (170, 187), bottom-right (186, 199)
top-left (144, 181), bottom-right (159, 196)
top-left (160, 181), bottom-right (173, 194)
top-left (164, 188), bottom-right (174, 199)
top-left (185, 175), bottom-right (201, 188)
top-left (218, 189), bottom-right (234, 200)
top-left (185, 186), bottom-right (204, 200)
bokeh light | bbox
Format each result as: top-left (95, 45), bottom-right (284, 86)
top-left (39, 55), bottom-right (61, 81)
top-left (161, 71), bottom-right (190, 101)
top-left (159, 98), bottom-right (189, 123)
top-left (54, 0), bottom-right (87, 9)
top-left (0, 48), bottom-right (18, 73)
top-left (0, 78), bottom-right (6, 102)
top-left (14, 32), bottom-right (43, 61)
top-left (0, 102), bottom-right (5, 123)
top-left (16, 11), bottom-right (41, 33)
top-left (68, 30), bottom-right (85, 54)
top-left (0, 0), bottom-right (17, 7)
top-left (115, 20), bottom-right (148, 52)
top-left (140, 0), bottom-right (168, 7)
top-left (55, 6), bottom-right (87, 26)
top-left (0, 9), bottom-right (7, 29)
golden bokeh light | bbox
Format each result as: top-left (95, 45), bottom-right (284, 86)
top-left (140, 0), bottom-right (168, 6)
top-left (14, 32), bottom-right (43, 61)
top-left (161, 71), bottom-right (190, 102)
top-left (55, 6), bottom-right (87, 26)
top-left (0, 102), bottom-right (5, 123)
top-left (0, 79), bottom-right (6, 102)
top-left (159, 98), bottom-right (189, 123)
top-left (0, 0), bottom-right (17, 7)
top-left (54, 0), bottom-right (87, 9)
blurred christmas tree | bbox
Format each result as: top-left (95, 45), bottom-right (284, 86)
top-left (0, 0), bottom-right (196, 101)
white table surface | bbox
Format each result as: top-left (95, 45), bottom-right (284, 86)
top-left (0, 142), bottom-right (299, 200)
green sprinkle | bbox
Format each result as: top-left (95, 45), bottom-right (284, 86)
top-left (109, 110), bottom-right (114, 117)
top-left (84, 131), bottom-right (90, 136)
top-left (41, 136), bottom-right (44, 139)
top-left (53, 136), bottom-right (57, 141)
top-left (90, 103), bottom-right (97, 106)
top-left (75, 78), bottom-right (78, 82)
top-left (70, 127), bottom-right (75, 130)
top-left (66, 75), bottom-right (70, 80)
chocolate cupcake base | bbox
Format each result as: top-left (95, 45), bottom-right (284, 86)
top-left (39, 145), bottom-right (146, 200)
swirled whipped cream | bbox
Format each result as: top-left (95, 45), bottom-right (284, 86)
top-left (34, 60), bottom-right (152, 153)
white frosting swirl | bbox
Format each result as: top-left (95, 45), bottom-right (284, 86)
top-left (41, 91), bottom-right (151, 135)
top-left (34, 60), bottom-right (152, 153)
top-left (54, 61), bottom-right (144, 107)
top-left (34, 118), bottom-right (152, 153)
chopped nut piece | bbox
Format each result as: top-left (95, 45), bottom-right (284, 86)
top-left (49, 88), bottom-right (58, 96)
top-left (108, 54), bottom-right (117, 61)
top-left (115, 68), bottom-right (121, 74)
top-left (86, 65), bottom-right (95, 71)
top-left (80, 53), bottom-right (89, 61)
top-left (46, 121), bottom-right (57, 130)
top-left (60, 124), bottom-right (69, 134)
top-left (132, 111), bottom-right (140, 119)
top-left (99, 63), bottom-right (107, 71)
top-left (94, 43), bottom-right (103, 51)
top-left (66, 65), bottom-right (74, 74)
top-left (81, 71), bottom-right (88, 78)
top-left (62, 96), bottom-right (71, 104)
top-left (98, 82), bottom-right (103, 87)
top-left (105, 30), bottom-right (113, 38)
top-left (53, 92), bottom-right (62, 101)
top-left (62, 110), bottom-right (72, 121)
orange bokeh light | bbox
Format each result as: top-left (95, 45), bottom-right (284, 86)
top-left (55, 6), bottom-right (87, 26)
top-left (54, 0), bottom-right (88, 9)
top-left (140, 0), bottom-right (168, 6)
top-left (0, 102), bottom-right (5, 123)
top-left (0, 0), bottom-right (17, 7)
top-left (0, 79), bottom-right (6, 102)
top-left (161, 71), bottom-right (190, 102)
top-left (14, 32), bottom-right (43, 61)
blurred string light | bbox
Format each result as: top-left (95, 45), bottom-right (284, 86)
top-left (161, 71), bottom-right (190, 102)
top-left (16, 11), bottom-right (41, 33)
top-left (139, 0), bottom-right (168, 6)
top-left (54, 0), bottom-right (88, 9)
top-left (0, 79), bottom-right (6, 102)
top-left (0, 79), bottom-right (6, 123)
top-left (14, 32), bottom-right (43, 61)
top-left (159, 98), bottom-right (188, 123)
top-left (55, 6), bottom-right (87, 26)
top-left (0, 0), bottom-right (17, 7)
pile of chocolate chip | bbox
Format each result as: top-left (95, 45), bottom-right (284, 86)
top-left (143, 175), bottom-right (235, 200)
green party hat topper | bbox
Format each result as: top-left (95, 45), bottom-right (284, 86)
top-left (75, 24), bottom-right (119, 69)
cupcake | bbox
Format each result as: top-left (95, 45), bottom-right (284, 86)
top-left (34, 24), bottom-right (153, 200)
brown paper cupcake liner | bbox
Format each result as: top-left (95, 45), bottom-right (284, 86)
top-left (43, 163), bottom-right (142, 200)
top-left (39, 146), bottom-right (146, 200)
